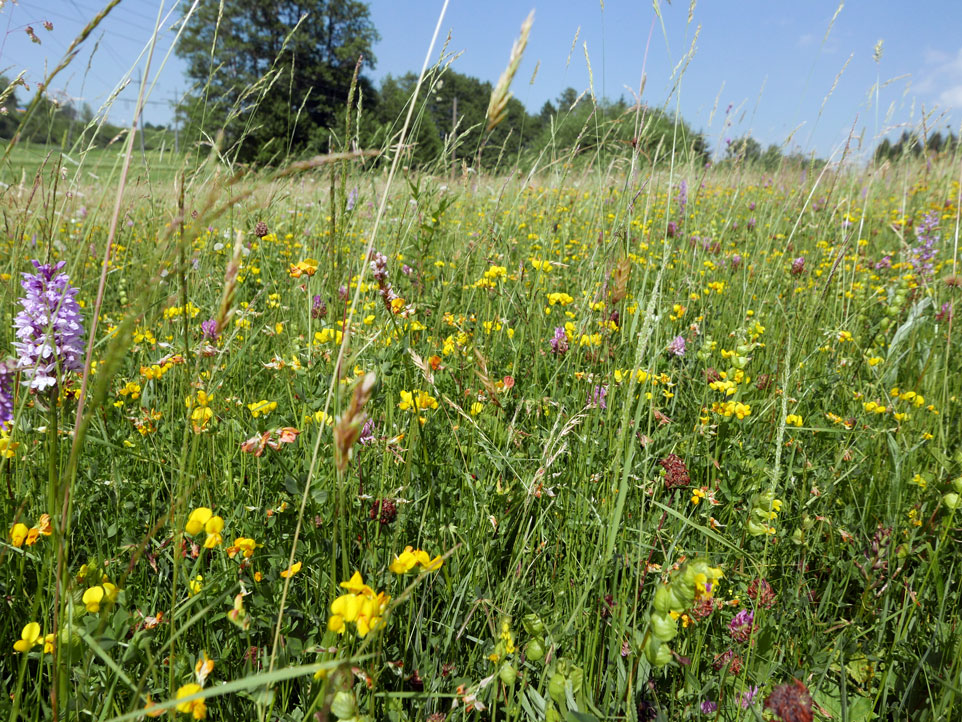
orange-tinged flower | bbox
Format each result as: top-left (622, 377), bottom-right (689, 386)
top-left (24, 526), bottom-right (40, 546)
top-left (37, 513), bottom-right (53, 535)
top-left (194, 651), bottom-right (215, 685)
top-left (226, 537), bottom-right (259, 559)
top-left (289, 259), bottom-right (319, 278)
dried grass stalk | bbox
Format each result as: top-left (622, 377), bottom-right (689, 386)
top-left (485, 10), bottom-right (534, 132)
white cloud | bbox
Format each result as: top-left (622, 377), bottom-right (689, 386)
top-left (938, 84), bottom-right (962, 108)
top-left (918, 47), bottom-right (962, 107)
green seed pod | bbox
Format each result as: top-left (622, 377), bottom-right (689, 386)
top-left (653, 585), bottom-right (672, 613)
top-left (952, 477), bottom-right (962, 494)
top-left (521, 613), bottom-right (545, 636)
top-left (791, 528), bottom-right (805, 545)
top-left (548, 673), bottom-right (566, 704)
top-left (650, 611), bottom-right (678, 642)
top-left (525, 638), bottom-right (545, 662)
top-left (943, 493), bottom-right (960, 510)
top-left (331, 691), bottom-right (357, 720)
top-left (545, 703), bottom-right (561, 722)
top-left (499, 662), bottom-right (518, 686)
top-left (735, 344), bottom-right (751, 356)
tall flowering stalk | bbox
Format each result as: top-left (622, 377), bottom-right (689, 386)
top-left (13, 261), bottom-right (85, 392)
top-left (0, 360), bottom-right (13, 430)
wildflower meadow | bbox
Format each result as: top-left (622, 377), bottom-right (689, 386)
top-left (2, 2), bottom-right (962, 721)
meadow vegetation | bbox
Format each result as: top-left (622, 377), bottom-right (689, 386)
top-left (1, 4), bottom-right (961, 722)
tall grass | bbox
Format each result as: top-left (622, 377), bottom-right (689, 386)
top-left (1, 3), bottom-right (961, 722)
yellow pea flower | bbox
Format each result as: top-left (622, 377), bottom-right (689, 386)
top-left (185, 508), bottom-right (212, 536)
top-left (83, 586), bottom-right (106, 613)
top-left (13, 622), bottom-right (41, 652)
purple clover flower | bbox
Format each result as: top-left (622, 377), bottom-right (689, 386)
top-left (667, 335), bottom-right (686, 357)
top-left (549, 326), bottom-right (568, 355)
top-left (0, 360), bottom-right (13, 429)
top-left (346, 187), bottom-right (358, 212)
top-left (728, 609), bottom-right (754, 643)
top-left (589, 385), bottom-right (607, 409)
top-left (791, 257), bottom-right (805, 276)
top-left (13, 260), bottom-right (85, 392)
top-left (201, 318), bottom-right (220, 341)
top-left (740, 685), bottom-right (760, 709)
top-left (358, 418), bottom-right (375, 446)
top-left (936, 301), bottom-right (953, 323)
top-left (311, 295), bottom-right (328, 320)
top-left (700, 700), bottom-right (718, 714)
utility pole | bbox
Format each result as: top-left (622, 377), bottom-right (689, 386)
top-left (137, 69), bottom-right (147, 160)
top-left (173, 89), bottom-right (180, 154)
top-left (451, 95), bottom-right (457, 180)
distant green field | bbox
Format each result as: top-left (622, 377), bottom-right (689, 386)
top-left (0, 141), bottom-right (190, 188)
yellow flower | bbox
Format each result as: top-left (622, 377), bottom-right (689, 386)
top-left (9, 522), bottom-right (28, 548)
top-left (43, 633), bottom-right (55, 654)
top-left (691, 488), bottom-right (707, 505)
top-left (175, 683), bottom-right (207, 719)
top-left (470, 402), bottom-right (484, 416)
top-left (280, 561), bottom-right (302, 579)
top-left (398, 390), bottom-right (438, 413)
top-left (203, 516), bottom-right (224, 548)
top-left (37, 514), bottom-right (53, 536)
top-left (13, 622), bottom-right (41, 653)
top-left (389, 547), bottom-right (419, 574)
top-left (226, 537), bottom-right (259, 559)
top-left (189, 575), bottom-right (204, 596)
top-left (785, 414), bottom-right (803, 427)
top-left (195, 651), bottom-right (215, 685)
top-left (340, 570), bottom-right (374, 595)
top-left (390, 546), bottom-right (443, 574)
top-left (288, 258), bottom-right (319, 278)
top-left (83, 586), bottom-right (106, 613)
top-left (185, 508), bottom-right (213, 536)
top-left (0, 430), bottom-right (20, 458)
top-left (103, 582), bottom-right (119, 602)
top-left (247, 400), bottom-right (277, 418)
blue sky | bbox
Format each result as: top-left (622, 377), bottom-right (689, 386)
top-left (2, 1), bottom-right (960, 159)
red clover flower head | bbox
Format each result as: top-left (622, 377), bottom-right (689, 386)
top-left (13, 260), bottom-right (85, 392)
top-left (764, 679), bottom-right (813, 722)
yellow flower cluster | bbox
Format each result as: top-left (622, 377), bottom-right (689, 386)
top-left (389, 546), bottom-right (443, 574)
top-left (185, 507), bottom-right (224, 548)
top-left (398, 390), bottom-right (438, 413)
top-left (711, 400), bottom-right (752, 420)
top-left (288, 258), bottom-right (318, 278)
top-left (9, 514), bottom-right (53, 547)
top-left (13, 622), bottom-right (55, 654)
top-left (163, 302), bottom-right (201, 320)
top-left (247, 400), bottom-right (277, 418)
top-left (186, 390), bottom-right (214, 432)
top-left (546, 292), bottom-right (574, 306)
top-left (314, 327), bottom-right (344, 345)
top-left (327, 571), bottom-right (390, 638)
